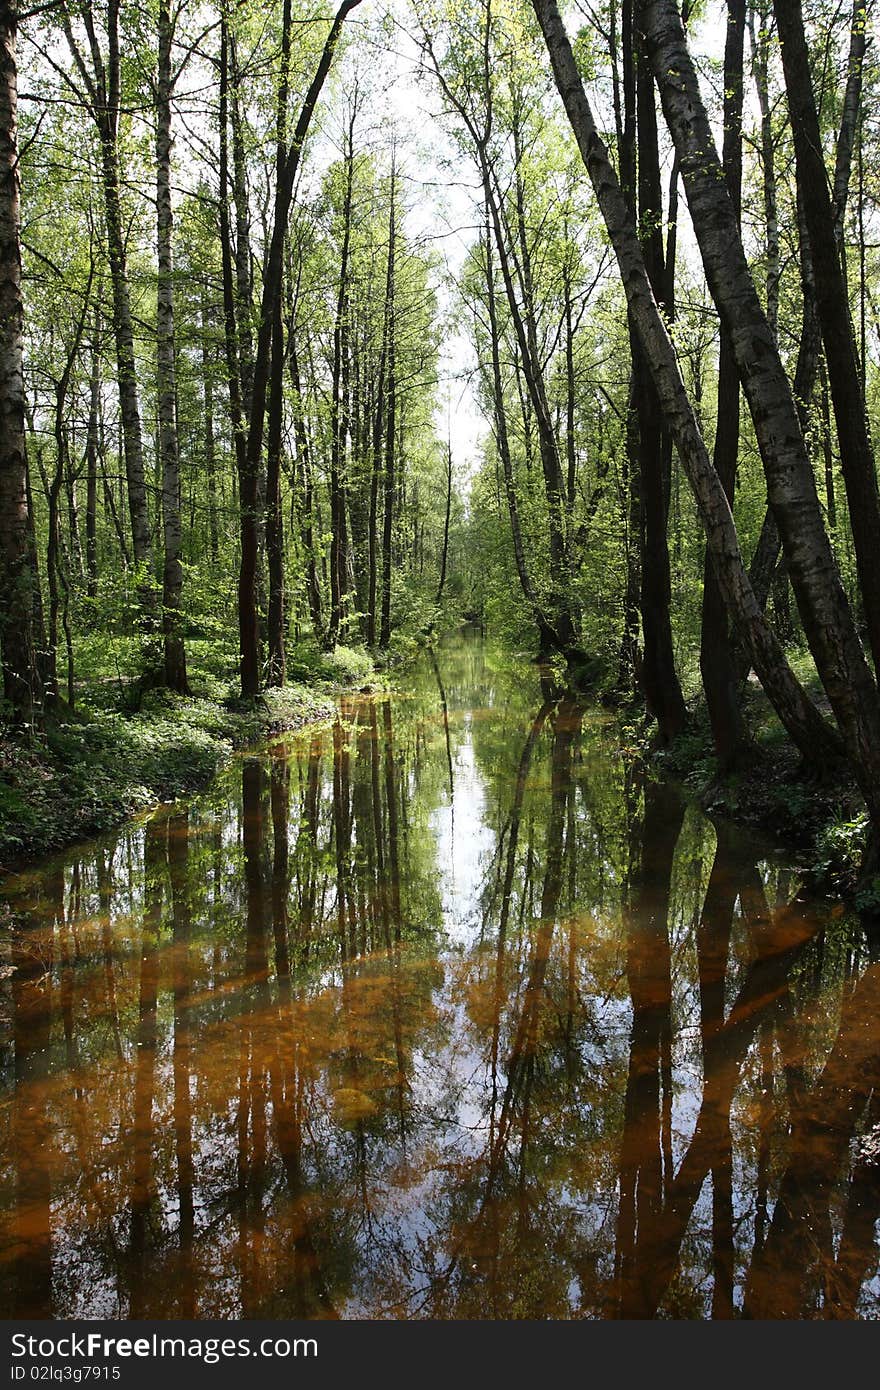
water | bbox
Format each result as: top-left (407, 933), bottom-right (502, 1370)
top-left (1, 632), bottom-right (878, 1319)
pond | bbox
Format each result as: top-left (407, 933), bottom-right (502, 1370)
top-left (1, 631), bottom-right (878, 1319)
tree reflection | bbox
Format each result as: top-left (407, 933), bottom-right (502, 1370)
top-left (614, 780), bottom-right (683, 1318)
top-left (128, 816), bottom-right (162, 1317)
top-left (1, 633), bottom-right (879, 1319)
top-left (744, 937), bottom-right (880, 1317)
top-left (10, 870), bottom-right (56, 1316)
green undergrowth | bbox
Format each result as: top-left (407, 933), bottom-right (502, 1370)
top-left (0, 646), bottom-right (383, 866)
top-left (286, 639), bottom-right (385, 689)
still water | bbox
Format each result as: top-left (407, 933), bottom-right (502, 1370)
top-left (1, 633), bottom-right (879, 1319)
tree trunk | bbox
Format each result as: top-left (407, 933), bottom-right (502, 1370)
top-left (265, 0), bottom-right (293, 687)
top-left (367, 260), bottom-right (389, 648)
top-left (379, 159), bottom-right (397, 651)
top-left (219, 16), bottom-right (257, 692)
top-left (563, 262), bottom-right (576, 513)
top-left (85, 308), bottom-right (100, 597)
top-left (635, 0), bottom-right (880, 811)
top-left (530, 0), bottom-right (849, 776)
top-left (238, 0), bottom-right (362, 695)
top-left (773, 0), bottom-right (880, 674)
top-left (100, 132), bottom-right (154, 605)
top-left (229, 34), bottom-right (254, 422)
top-left (47, 291), bottom-right (91, 708)
top-left (482, 152), bottom-right (574, 651)
top-left (265, 303), bottom-right (286, 685)
top-left (734, 190), bottom-right (824, 682)
top-left (288, 335), bottom-right (323, 642)
top-left (0, 9), bottom-right (40, 725)
top-left (65, 465), bottom-right (83, 583)
top-left (156, 0), bottom-right (188, 693)
top-left (820, 358), bottom-right (837, 530)
top-left (510, 113), bottom-right (576, 649)
top-left (59, 0), bottom-right (156, 618)
top-left (615, 1), bottom-right (643, 693)
top-left (831, 0), bottom-right (867, 264)
top-left (699, 0), bottom-right (747, 766)
top-left (200, 295), bottom-right (219, 564)
top-left (748, 2), bottom-right (780, 337)
top-left (328, 111), bottom-right (356, 649)
top-left (618, 377), bottom-right (643, 693)
top-left (482, 215), bottom-right (556, 653)
top-left (435, 441), bottom-right (452, 607)
top-left (634, 22), bottom-right (687, 741)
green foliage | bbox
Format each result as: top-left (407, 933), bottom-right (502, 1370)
top-left (286, 640), bottom-right (378, 689)
top-left (318, 644), bottom-right (376, 687)
top-left (0, 682), bottom-right (333, 862)
top-left (652, 723), bottom-right (716, 792)
top-left (812, 809), bottom-right (869, 894)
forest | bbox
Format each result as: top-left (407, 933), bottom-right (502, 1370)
top-left (0, 0), bottom-right (879, 883)
top-left (3, 0), bottom-right (880, 1328)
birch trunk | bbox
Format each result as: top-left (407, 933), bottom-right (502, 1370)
top-left (530, 0), bottom-right (849, 778)
top-left (379, 161), bottom-right (396, 651)
top-left (328, 117), bottom-right (355, 649)
top-left (0, 8), bottom-right (39, 723)
top-left (265, 0), bottom-right (293, 686)
top-left (200, 296), bottom-right (219, 565)
top-left (238, 0), bottom-right (362, 695)
top-left (699, 0), bottom-right (747, 765)
top-left (773, 0), bottom-right (880, 673)
top-left (85, 311), bottom-right (100, 598)
top-left (288, 336), bottom-right (323, 643)
top-left (482, 216), bottom-right (556, 653)
top-left (634, 0), bottom-right (880, 806)
top-left (61, 1), bottom-right (155, 613)
top-left (634, 25), bottom-right (686, 740)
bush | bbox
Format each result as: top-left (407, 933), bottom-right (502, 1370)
top-left (320, 644), bottom-right (374, 686)
top-left (287, 640), bottom-right (377, 688)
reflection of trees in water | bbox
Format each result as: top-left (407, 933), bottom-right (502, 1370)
top-left (412, 698), bottom-right (591, 1319)
top-left (614, 780), bottom-right (683, 1318)
top-left (10, 868), bottom-right (55, 1316)
top-left (1, 638), bottom-right (879, 1318)
top-left (379, 681), bottom-right (880, 1319)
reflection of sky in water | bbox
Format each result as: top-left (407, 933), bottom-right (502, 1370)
top-left (434, 712), bottom-right (496, 945)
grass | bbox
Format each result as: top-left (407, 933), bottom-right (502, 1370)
top-left (0, 641), bottom-right (383, 868)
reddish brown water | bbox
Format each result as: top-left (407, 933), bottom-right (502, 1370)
top-left (1, 635), bottom-right (878, 1318)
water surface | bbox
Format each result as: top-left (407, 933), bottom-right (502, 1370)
top-left (1, 633), bottom-right (879, 1319)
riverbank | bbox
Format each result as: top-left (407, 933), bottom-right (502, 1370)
top-left (649, 677), bottom-right (872, 908)
top-left (5, 631), bottom-right (873, 908)
top-left (0, 639), bottom-right (391, 869)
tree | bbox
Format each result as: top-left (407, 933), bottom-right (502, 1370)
top-left (699, 0), bottom-right (748, 767)
top-left (156, 0), bottom-right (189, 692)
top-left (60, 0), bottom-right (156, 618)
top-left (235, 0), bottom-right (362, 697)
top-left (0, 0), bottom-right (41, 725)
top-left (637, 0), bottom-right (880, 831)
top-left (529, 0), bottom-right (845, 771)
